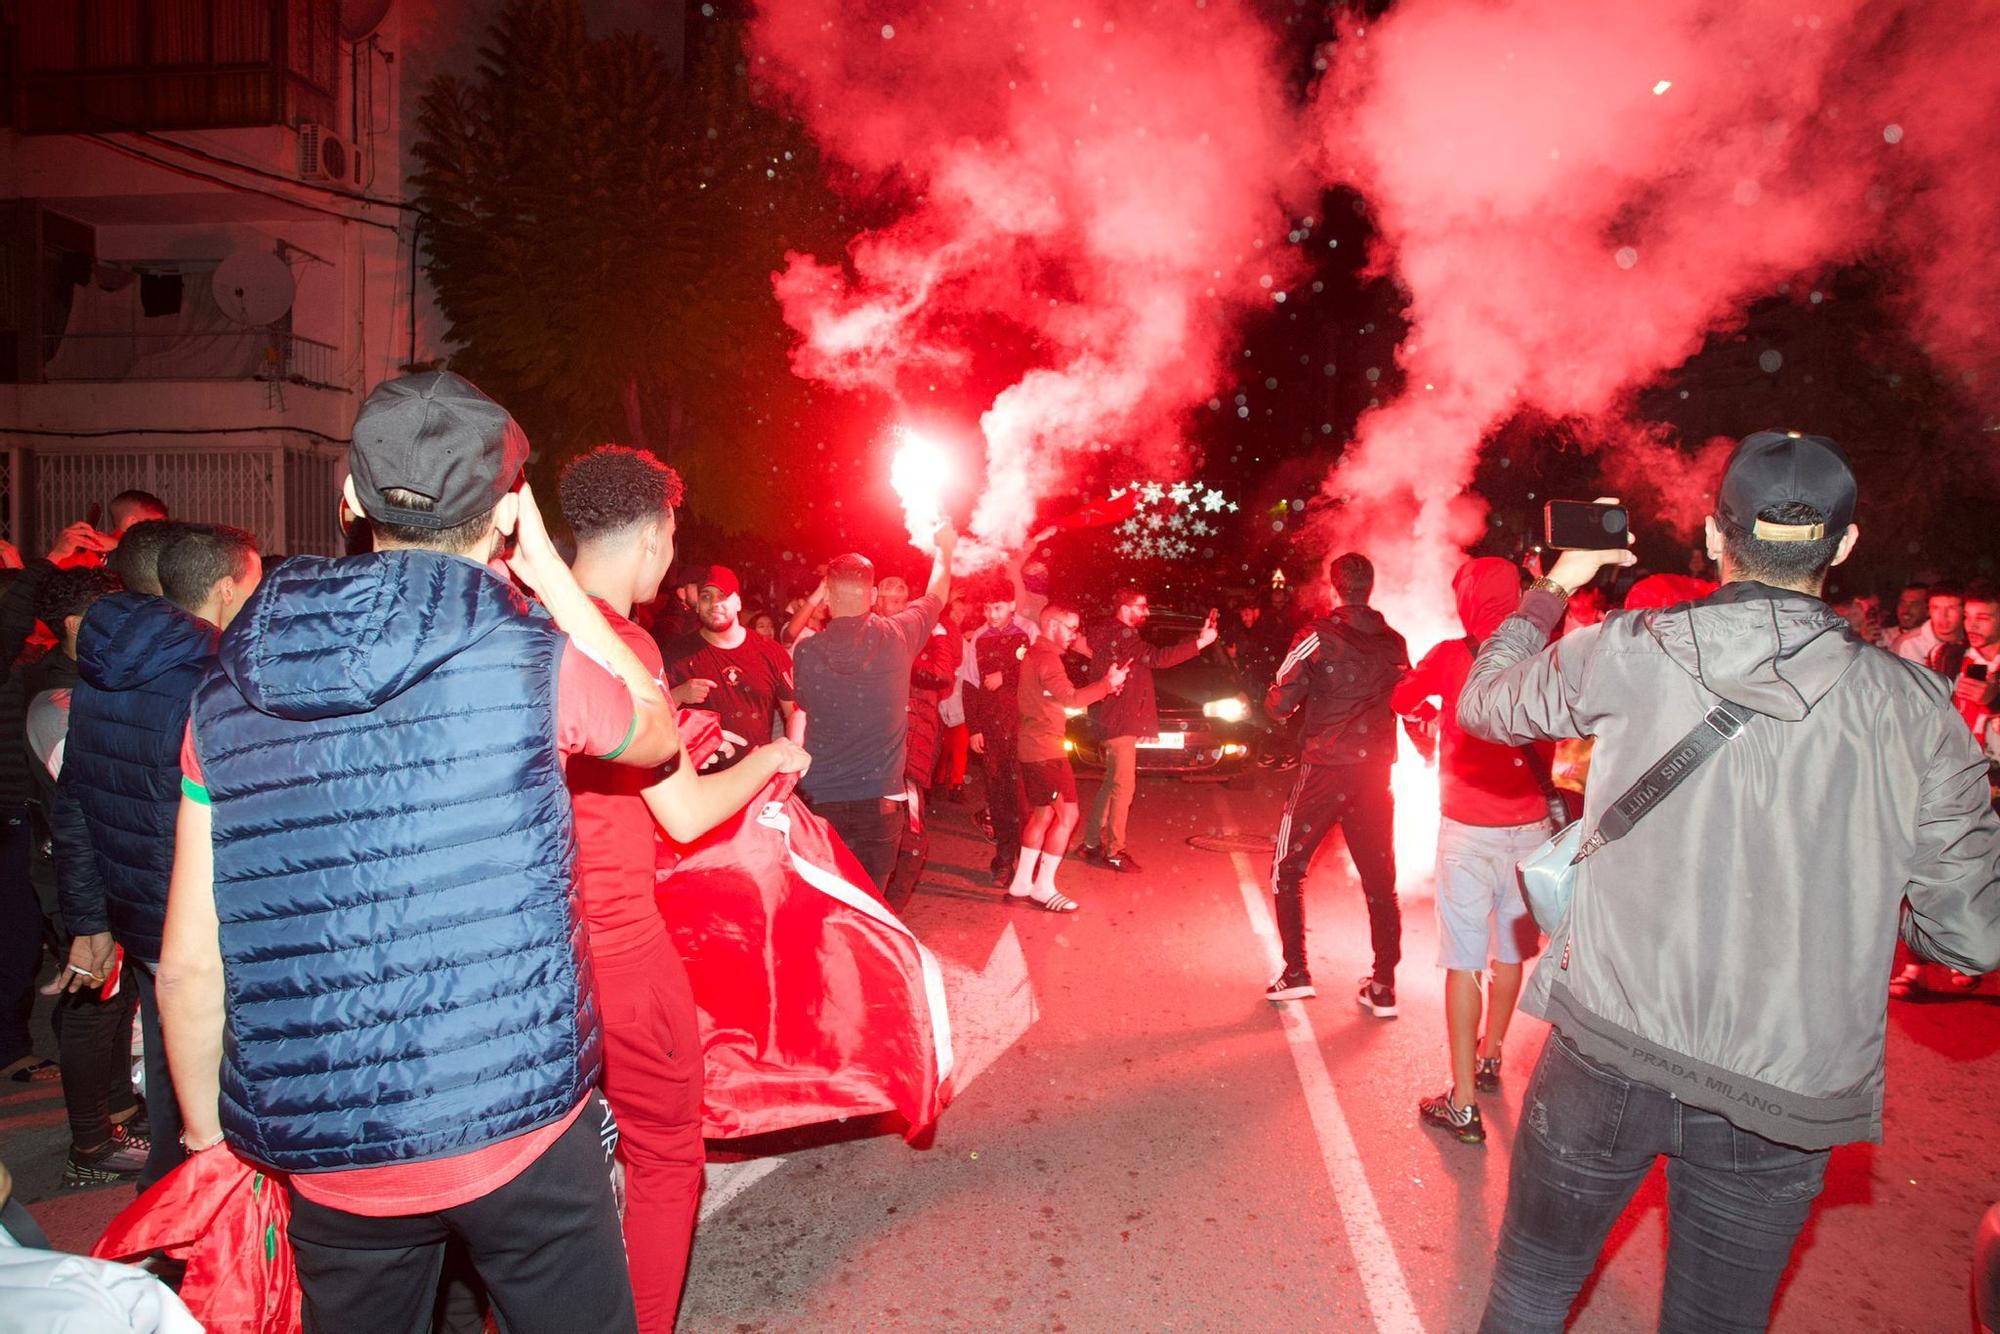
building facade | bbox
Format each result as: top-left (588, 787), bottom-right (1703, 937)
top-left (0, 0), bottom-right (426, 556)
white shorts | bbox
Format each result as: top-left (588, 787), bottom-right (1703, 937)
top-left (1435, 816), bottom-right (1547, 971)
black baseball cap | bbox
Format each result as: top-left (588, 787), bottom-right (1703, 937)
top-left (1716, 430), bottom-right (1856, 542)
top-left (348, 371), bottom-right (529, 530)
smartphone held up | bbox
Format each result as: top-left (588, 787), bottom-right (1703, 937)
top-left (1543, 500), bottom-right (1630, 551)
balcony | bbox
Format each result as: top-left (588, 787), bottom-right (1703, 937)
top-left (38, 328), bottom-right (338, 388)
top-left (8, 0), bottom-right (339, 135)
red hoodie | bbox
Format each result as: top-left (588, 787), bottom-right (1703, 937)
top-left (1391, 558), bottom-right (1552, 827)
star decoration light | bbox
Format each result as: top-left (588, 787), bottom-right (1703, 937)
top-left (1091, 477), bottom-right (1236, 562)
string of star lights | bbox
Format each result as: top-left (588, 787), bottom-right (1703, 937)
top-left (1105, 479), bottom-right (1239, 561)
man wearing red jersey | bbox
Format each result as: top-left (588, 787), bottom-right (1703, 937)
top-left (560, 445), bottom-right (809, 1331)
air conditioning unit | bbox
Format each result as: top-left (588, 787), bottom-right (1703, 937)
top-left (297, 123), bottom-right (353, 184)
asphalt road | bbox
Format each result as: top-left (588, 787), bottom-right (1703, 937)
top-left (7, 766), bottom-right (1996, 1332)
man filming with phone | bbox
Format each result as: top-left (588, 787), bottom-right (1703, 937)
top-left (1459, 433), bottom-right (2000, 1331)
top-left (1077, 589), bottom-right (1217, 873)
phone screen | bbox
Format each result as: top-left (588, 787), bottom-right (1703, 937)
top-left (1544, 501), bottom-right (1630, 551)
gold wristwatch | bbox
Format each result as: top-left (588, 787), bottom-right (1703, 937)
top-left (1528, 576), bottom-right (1570, 605)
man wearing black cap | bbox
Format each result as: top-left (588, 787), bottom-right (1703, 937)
top-left (1460, 432), bottom-right (2000, 1330)
top-left (155, 371), bottom-right (686, 1334)
top-left (665, 565), bottom-right (805, 772)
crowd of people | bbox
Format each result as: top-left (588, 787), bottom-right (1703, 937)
top-left (0, 384), bottom-right (1996, 1333)
top-left (1253, 432), bottom-right (1999, 1328)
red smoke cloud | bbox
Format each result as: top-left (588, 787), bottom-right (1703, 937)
top-left (1310, 0), bottom-right (2000, 637)
top-left (748, 0), bottom-right (1303, 565)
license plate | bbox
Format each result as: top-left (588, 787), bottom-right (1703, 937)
top-left (1136, 732), bottom-right (1185, 750)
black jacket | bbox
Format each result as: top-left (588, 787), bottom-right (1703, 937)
top-left (1082, 617), bottom-right (1201, 741)
top-left (1267, 606), bottom-right (1410, 767)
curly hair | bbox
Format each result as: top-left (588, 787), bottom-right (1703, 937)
top-left (37, 566), bottom-right (122, 631)
top-left (558, 445), bottom-right (685, 542)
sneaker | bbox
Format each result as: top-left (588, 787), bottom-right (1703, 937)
top-left (1273, 753), bottom-right (1300, 772)
top-left (64, 1126), bottom-right (151, 1188)
top-left (1103, 850), bottom-right (1143, 874)
top-left (1356, 977), bottom-right (1398, 1018)
top-left (990, 855), bottom-right (1016, 889)
top-left (1419, 1089), bottom-right (1486, 1145)
top-left (1888, 963), bottom-right (1923, 999)
top-left (1076, 844), bottom-right (1106, 866)
top-left (1265, 971), bottom-right (1316, 1002)
top-left (1475, 1051), bottom-right (1502, 1094)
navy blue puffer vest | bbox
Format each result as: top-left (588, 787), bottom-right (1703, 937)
top-left (69, 593), bottom-right (217, 965)
top-left (189, 551), bottom-right (599, 1173)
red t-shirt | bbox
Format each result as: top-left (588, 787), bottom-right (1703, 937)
top-left (568, 599), bottom-right (674, 959)
top-left (181, 639), bottom-right (635, 1216)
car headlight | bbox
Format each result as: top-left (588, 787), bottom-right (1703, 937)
top-left (1203, 695), bottom-right (1249, 723)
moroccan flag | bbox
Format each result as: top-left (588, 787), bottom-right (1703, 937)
top-left (657, 715), bottom-right (953, 1139)
top-left (1048, 488), bottom-right (1144, 532)
top-left (94, 1149), bottom-right (301, 1334)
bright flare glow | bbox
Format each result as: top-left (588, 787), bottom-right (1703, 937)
top-left (888, 427), bottom-right (954, 550)
top-left (1390, 731), bottom-right (1441, 886)
top-left (1652, 80), bottom-right (1672, 95)
top-left (1202, 696), bottom-right (1249, 723)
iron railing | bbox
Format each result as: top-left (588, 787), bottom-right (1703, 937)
top-left (39, 330), bottom-right (342, 388)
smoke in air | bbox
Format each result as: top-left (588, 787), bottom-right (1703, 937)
top-left (749, 0), bottom-right (1302, 567)
top-left (1309, 0), bottom-right (2000, 642)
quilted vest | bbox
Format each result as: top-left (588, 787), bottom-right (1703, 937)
top-left (189, 550), bottom-right (599, 1172)
top-left (68, 593), bottom-right (217, 964)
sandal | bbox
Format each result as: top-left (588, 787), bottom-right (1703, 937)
top-left (1007, 888), bottom-right (1080, 913)
top-left (4, 1056), bottom-right (59, 1083)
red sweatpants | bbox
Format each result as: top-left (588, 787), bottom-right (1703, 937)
top-left (595, 939), bottom-right (706, 1333)
top-left (936, 722), bottom-right (969, 788)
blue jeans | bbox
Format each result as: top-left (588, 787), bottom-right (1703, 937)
top-left (1481, 1030), bottom-right (1830, 1333)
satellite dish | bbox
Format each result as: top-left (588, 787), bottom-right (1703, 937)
top-left (340, 0), bottom-right (393, 40)
top-left (212, 251), bottom-right (296, 327)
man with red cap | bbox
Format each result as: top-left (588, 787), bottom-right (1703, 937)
top-left (1393, 558), bottom-right (1562, 1147)
top-left (665, 565), bottom-right (804, 771)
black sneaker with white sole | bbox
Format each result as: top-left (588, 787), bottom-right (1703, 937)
top-left (1356, 977), bottom-right (1398, 1018)
top-left (1475, 1052), bottom-right (1502, 1093)
top-left (1265, 972), bottom-right (1316, 1002)
top-left (1419, 1089), bottom-right (1486, 1145)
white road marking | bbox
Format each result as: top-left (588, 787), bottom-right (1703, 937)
top-left (1221, 798), bottom-right (1425, 1333)
top-left (701, 1157), bottom-right (787, 1221)
top-left (936, 923), bottom-right (1039, 1099)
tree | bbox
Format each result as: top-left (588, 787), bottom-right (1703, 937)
top-left (411, 0), bottom-right (844, 533)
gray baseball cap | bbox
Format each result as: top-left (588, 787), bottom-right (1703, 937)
top-left (348, 371), bottom-right (529, 530)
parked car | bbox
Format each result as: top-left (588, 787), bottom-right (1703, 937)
top-left (1062, 610), bottom-right (1257, 777)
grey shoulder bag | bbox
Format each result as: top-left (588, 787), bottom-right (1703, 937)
top-left (1516, 702), bottom-right (1751, 931)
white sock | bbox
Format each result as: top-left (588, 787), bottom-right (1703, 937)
top-left (1033, 853), bottom-right (1063, 893)
top-left (1008, 850), bottom-right (1041, 895)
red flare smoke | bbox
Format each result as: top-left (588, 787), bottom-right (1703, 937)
top-left (749, 0), bottom-right (1304, 565)
top-left (1310, 0), bottom-right (2000, 638)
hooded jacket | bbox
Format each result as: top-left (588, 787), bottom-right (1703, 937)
top-left (1391, 559), bottom-right (1552, 827)
top-left (1267, 605), bottom-right (1410, 767)
top-left (1460, 581), bottom-right (2000, 1149)
top-left (54, 593), bottom-right (217, 963)
top-left (189, 551), bottom-right (598, 1172)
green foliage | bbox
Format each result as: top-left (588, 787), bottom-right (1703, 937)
top-left (411, 0), bottom-right (842, 532)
